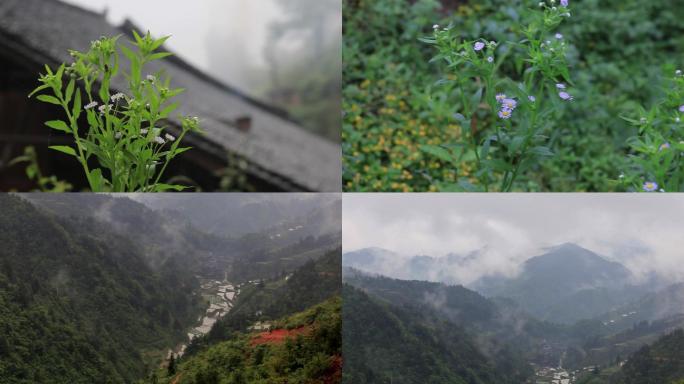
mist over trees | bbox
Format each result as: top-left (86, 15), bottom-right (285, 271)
top-left (207, 0), bottom-right (341, 141)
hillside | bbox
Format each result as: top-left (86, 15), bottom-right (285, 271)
top-left (617, 329), bottom-right (684, 384)
top-left (188, 248), bottom-right (341, 354)
top-left (0, 194), bottom-right (202, 383)
top-left (26, 193), bottom-right (340, 281)
top-left (160, 297), bottom-right (341, 384)
top-left (473, 243), bottom-right (647, 323)
top-left (342, 284), bottom-right (531, 384)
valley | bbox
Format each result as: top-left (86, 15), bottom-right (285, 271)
top-left (0, 193), bottom-right (342, 384)
top-left (342, 243), bottom-right (684, 384)
top-left (169, 279), bottom-right (241, 360)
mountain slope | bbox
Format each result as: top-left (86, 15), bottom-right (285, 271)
top-left (187, 248), bottom-right (341, 355)
top-left (616, 328), bottom-right (684, 384)
top-left (474, 243), bottom-right (645, 323)
top-left (163, 296), bottom-right (341, 384)
top-left (0, 194), bottom-right (201, 383)
top-left (342, 284), bottom-right (529, 384)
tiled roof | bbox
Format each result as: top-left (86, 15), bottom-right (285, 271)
top-left (0, 0), bottom-right (341, 191)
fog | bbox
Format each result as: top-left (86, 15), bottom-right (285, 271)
top-left (61, 0), bottom-right (341, 140)
top-left (343, 194), bottom-right (684, 282)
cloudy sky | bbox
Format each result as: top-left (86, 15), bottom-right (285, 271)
top-left (343, 194), bottom-right (684, 281)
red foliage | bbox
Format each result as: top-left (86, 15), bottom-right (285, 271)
top-left (250, 326), bottom-right (309, 346)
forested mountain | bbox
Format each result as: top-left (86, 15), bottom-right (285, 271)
top-left (0, 194), bottom-right (202, 383)
top-left (343, 247), bottom-right (684, 383)
top-left (343, 244), bottom-right (652, 324)
top-left (342, 271), bottom-right (554, 381)
top-left (27, 193), bottom-right (341, 281)
top-left (134, 194), bottom-right (341, 239)
top-left (472, 243), bottom-right (649, 323)
top-left (189, 248), bottom-right (341, 354)
top-left (164, 297), bottom-right (341, 384)
top-left (616, 329), bottom-right (684, 384)
top-left (0, 194), bottom-right (341, 384)
top-left (342, 284), bottom-right (532, 384)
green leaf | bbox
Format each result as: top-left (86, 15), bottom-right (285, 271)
top-left (150, 36), bottom-right (171, 51)
top-left (36, 95), bottom-right (61, 105)
top-left (159, 102), bottom-right (179, 118)
top-left (72, 90), bottom-right (82, 120)
top-left (65, 79), bottom-right (75, 103)
top-left (151, 183), bottom-right (188, 192)
top-left (420, 145), bottom-right (457, 165)
top-left (45, 120), bottom-right (71, 133)
top-left (417, 37), bottom-right (437, 44)
top-left (49, 145), bottom-right (77, 157)
top-left (148, 52), bottom-right (173, 61)
top-left (529, 146), bottom-right (554, 157)
top-left (89, 168), bottom-right (105, 192)
top-left (28, 84), bottom-right (49, 98)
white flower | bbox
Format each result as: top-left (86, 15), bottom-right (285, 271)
top-left (114, 132), bottom-right (122, 140)
top-left (164, 133), bottom-right (176, 142)
top-left (146, 74), bottom-right (156, 82)
top-left (433, 24), bottom-right (439, 30)
top-left (140, 128), bottom-right (149, 135)
top-left (676, 69), bottom-right (682, 76)
top-left (84, 101), bottom-right (98, 110)
top-left (98, 104), bottom-right (112, 114)
top-left (153, 136), bottom-right (166, 145)
top-left (110, 92), bottom-right (126, 102)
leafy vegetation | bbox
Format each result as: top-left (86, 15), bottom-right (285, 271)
top-left (342, 284), bottom-right (530, 383)
top-left (343, 0), bottom-right (684, 191)
top-left (189, 249), bottom-right (341, 355)
top-left (0, 194), bottom-right (201, 383)
top-left (29, 31), bottom-right (202, 192)
top-left (573, 329), bottom-right (684, 384)
top-left (158, 297), bottom-right (341, 384)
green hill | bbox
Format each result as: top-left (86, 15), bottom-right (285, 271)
top-left (342, 284), bottom-right (532, 384)
top-left (159, 297), bottom-right (341, 384)
top-left (0, 194), bottom-right (202, 383)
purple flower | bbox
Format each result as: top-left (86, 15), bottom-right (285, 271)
top-left (555, 33), bottom-right (563, 39)
top-left (528, 95), bottom-right (536, 102)
top-left (560, 0), bottom-right (569, 7)
top-left (642, 181), bottom-right (658, 192)
top-left (487, 56), bottom-right (494, 63)
top-left (556, 83), bottom-right (566, 89)
top-left (474, 41), bottom-right (485, 51)
top-left (495, 93), bottom-right (506, 103)
top-left (659, 143), bottom-right (671, 151)
top-left (502, 98), bottom-right (518, 110)
top-left (679, 105), bottom-right (684, 112)
top-left (498, 109), bottom-right (512, 119)
top-left (558, 91), bottom-right (573, 101)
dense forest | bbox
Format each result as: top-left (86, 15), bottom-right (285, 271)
top-left (161, 297), bottom-right (341, 384)
top-left (0, 194), bottom-right (202, 383)
top-left (0, 194), bottom-right (341, 384)
top-left (343, 284), bottom-right (527, 384)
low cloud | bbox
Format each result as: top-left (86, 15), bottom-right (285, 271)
top-left (343, 194), bottom-right (684, 284)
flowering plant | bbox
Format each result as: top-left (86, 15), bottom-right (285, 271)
top-left (420, 0), bottom-right (573, 191)
top-left (620, 68), bottom-right (684, 192)
top-left (29, 31), bottom-right (201, 192)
